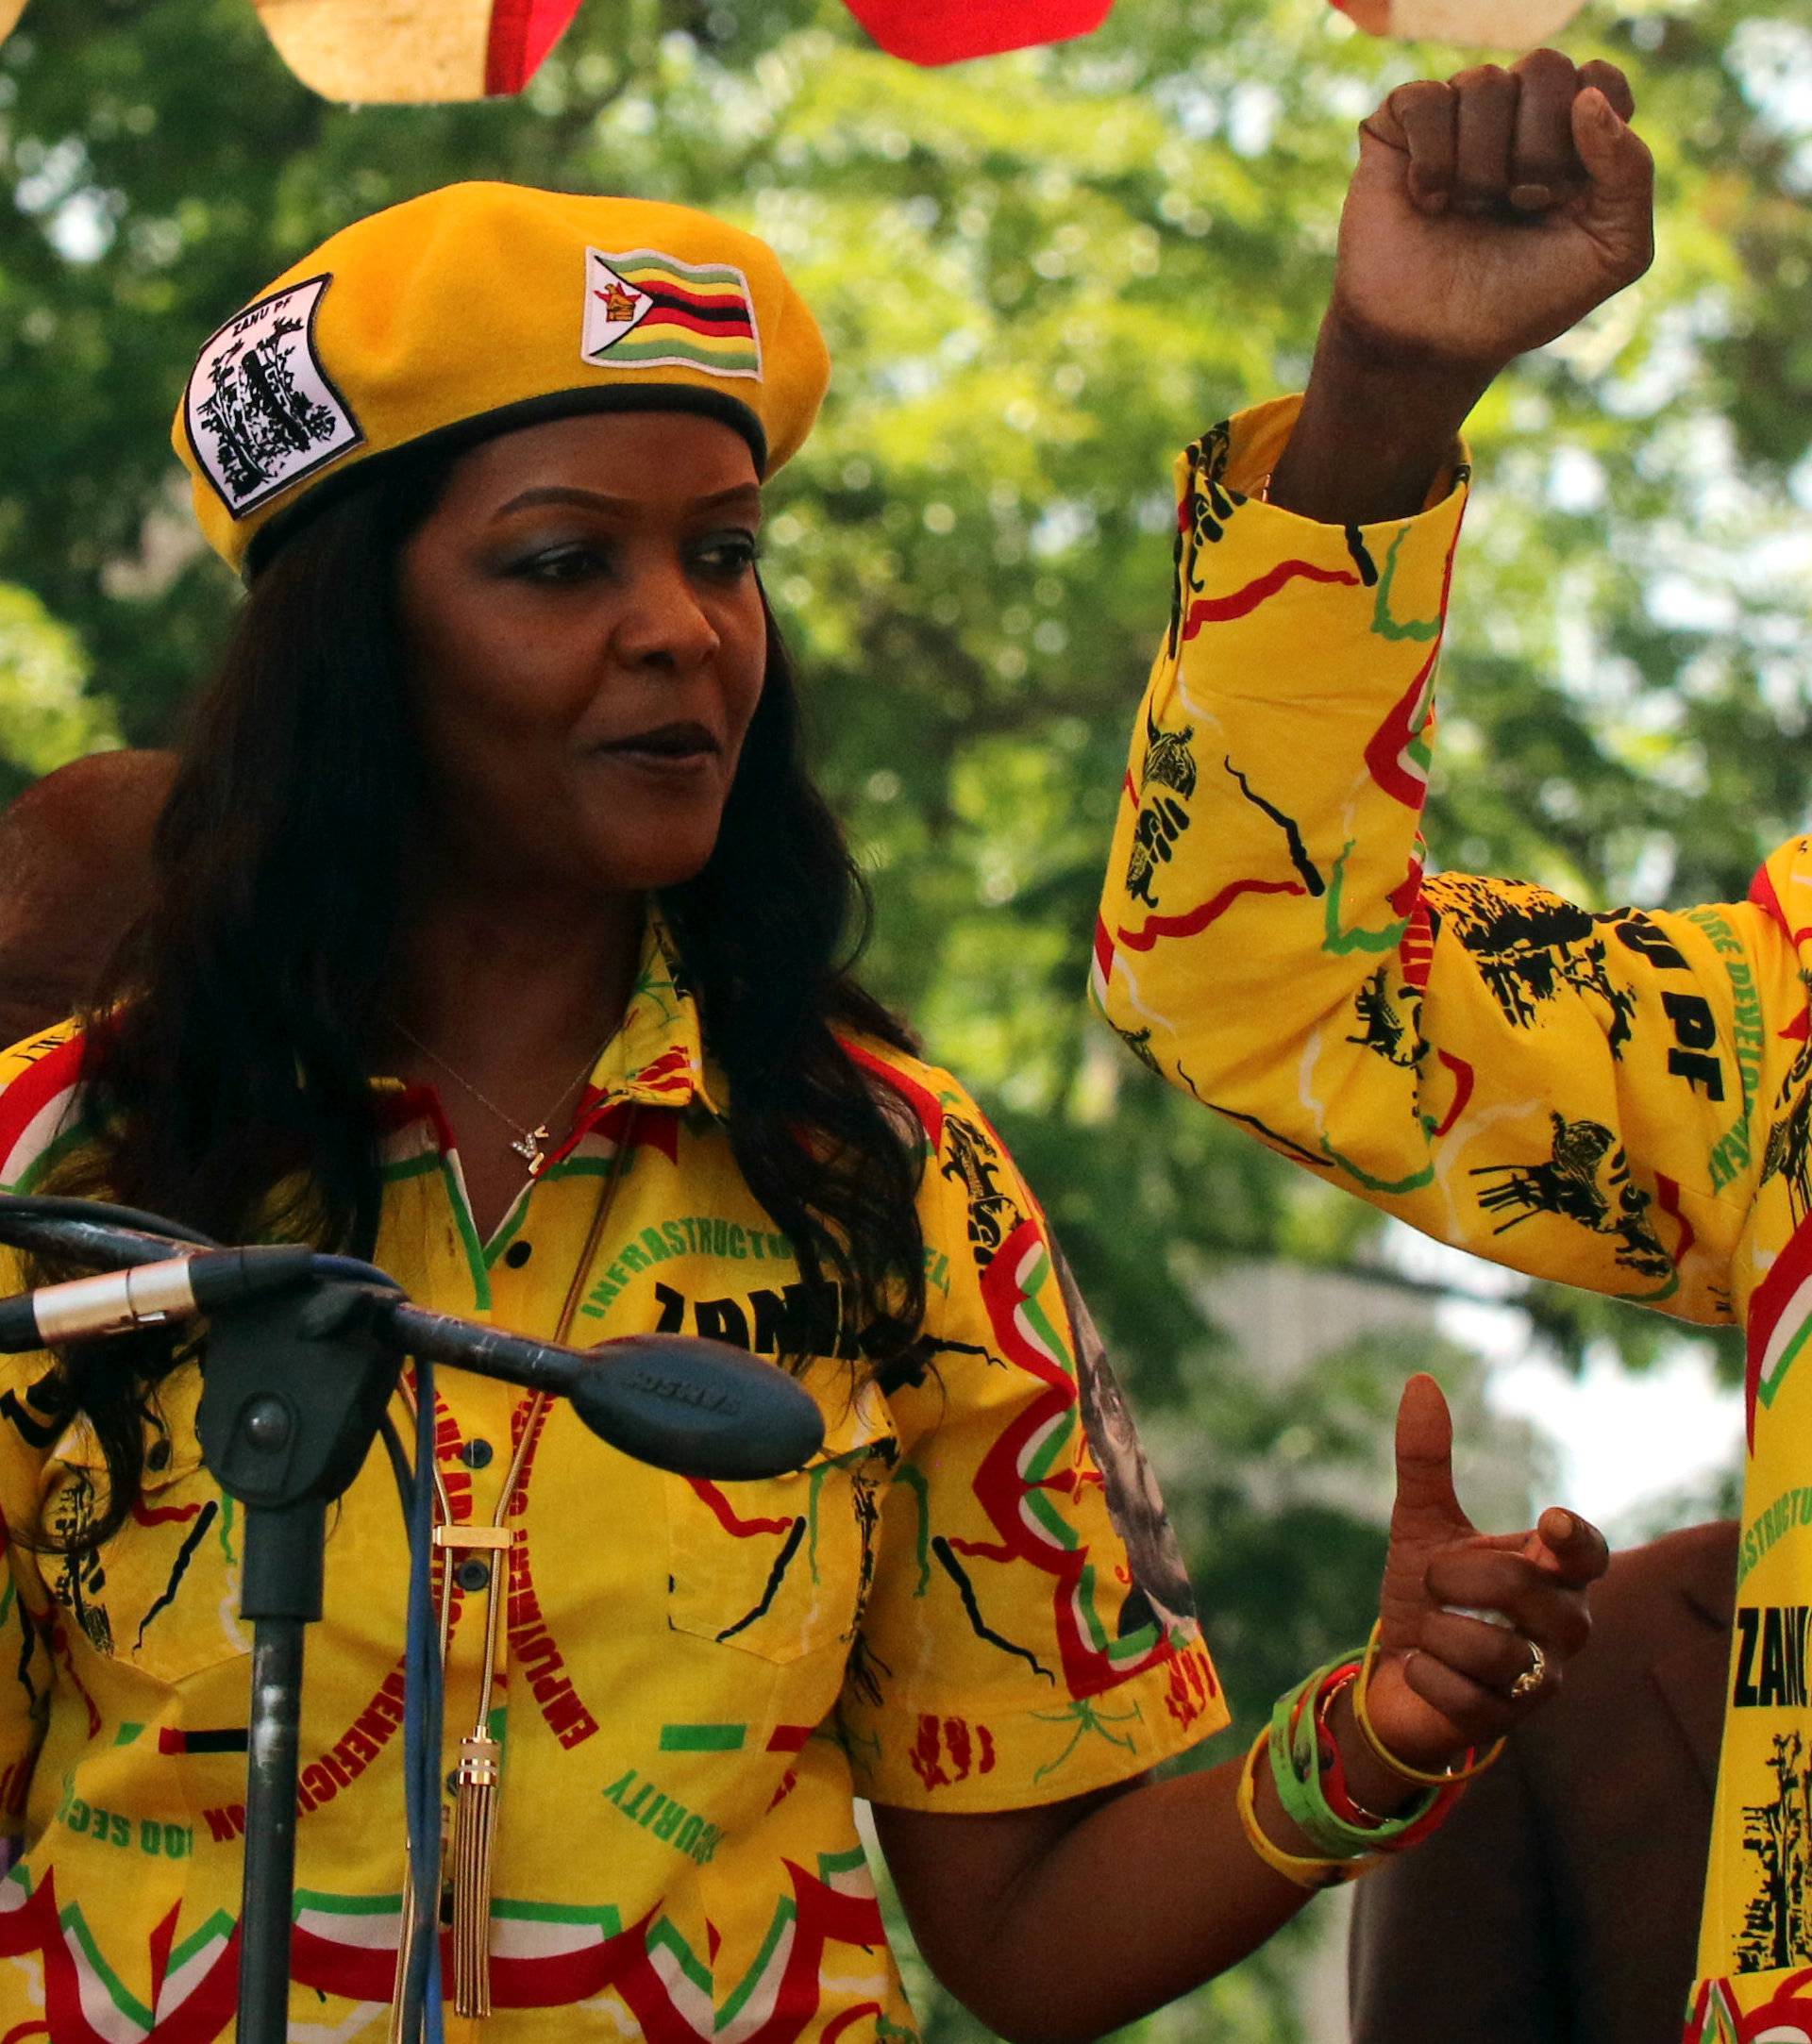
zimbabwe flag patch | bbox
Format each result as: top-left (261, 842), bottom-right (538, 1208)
top-left (581, 247), bottom-right (763, 381)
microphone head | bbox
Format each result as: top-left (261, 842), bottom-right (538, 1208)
top-left (569, 1333), bottom-right (825, 1481)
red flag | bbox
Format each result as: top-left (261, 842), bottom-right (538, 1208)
top-left (843, 0), bottom-right (1115, 64)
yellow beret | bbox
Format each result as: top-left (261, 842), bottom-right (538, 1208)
top-left (173, 182), bottom-right (830, 578)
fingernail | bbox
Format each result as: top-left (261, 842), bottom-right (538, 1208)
top-left (1509, 183), bottom-right (1553, 210)
top-left (1550, 1509), bottom-right (1577, 1540)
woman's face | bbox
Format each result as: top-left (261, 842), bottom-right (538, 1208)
top-left (396, 409), bottom-right (766, 903)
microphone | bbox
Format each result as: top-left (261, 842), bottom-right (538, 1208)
top-left (0, 1246), bottom-right (317, 1353)
top-left (377, 1302), bottom-right (826, 1481)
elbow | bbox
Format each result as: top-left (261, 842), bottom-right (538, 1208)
top-left (933, 1990), bottom-right (1096, 2044)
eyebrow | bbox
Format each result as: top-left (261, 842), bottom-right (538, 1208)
top-left (491, 483), bottom-right (763, 521)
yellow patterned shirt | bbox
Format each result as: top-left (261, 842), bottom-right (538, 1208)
top-left (0, 915), bottom-right (1224, 2042)
top-left (1094, 394), bottom-right (1812, 2042)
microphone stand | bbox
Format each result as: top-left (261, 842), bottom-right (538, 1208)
top-left (196, 1287), bottom-right (402, 2044)
top-left (0, 1201), bottom-right (824, 2044)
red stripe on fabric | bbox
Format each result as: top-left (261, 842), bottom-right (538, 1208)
top-left (822, 2009), bottom-right (886, 2042)
top-left (131, 1494), bottom-right (203, 1527)
top-left (147, 1902), bottom-right (179, 2010)
top-left (637, 305), bottom-right (755, 343)
top-left (374, 1081), bottom-right (457, 1154)
top-left (0, 1032), bottom-right (85, 1178)
top-left (1745, 1212), bottom-right (1812, 1450)
top-left (1655, 1172), bottom-right (1694, 1270)
top-left (841, 1037), bottom-right (945, 1147)
top-left (640, 278), bottom-right (753, 319)
top-left (1432, 1048), bottom-right (1473, 1138)
top-left (766, 1722), bottom-right (814, 1751)
top-left (1749, 859), bottom-right (1805, 942)
top-left (483, 0), bottom-right (583, 94)
top-left (1181, 561), bottom-right (1359, 640)
top-left (1116, 878), bottom-right (1304, 953)
top-left (1364, 643), bottom-right (1439, 810)
top-left (688, 1476), bottom-right (795, 1538)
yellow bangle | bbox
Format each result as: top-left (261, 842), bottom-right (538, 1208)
top-left (1352, 1620), bottom-right (1506, 1787)
top-left (1234, 1727), bottom-right (1366, 1891)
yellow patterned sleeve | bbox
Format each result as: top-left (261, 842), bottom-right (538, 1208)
top-left (1092, 396), bottom-right (1800, 1323)
top-left (838, 1062), bottom-right (1228, 1814)
top-left (0, 1296), bottom-right (56, 1863)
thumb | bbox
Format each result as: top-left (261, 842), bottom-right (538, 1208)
top-left (1570, 88), bottom-right (1656, 268)
top-left (1390, 1372), bottom-right (1469, 1534)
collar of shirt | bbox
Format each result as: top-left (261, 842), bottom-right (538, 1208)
top-left (370, 908), bottom-right (721, 1176)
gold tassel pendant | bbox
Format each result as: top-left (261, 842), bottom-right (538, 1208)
top-left (450, 1734), bottom-right (503, 2016)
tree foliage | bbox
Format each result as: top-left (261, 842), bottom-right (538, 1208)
top-left (2, 0), bottom-right (1807, 2033)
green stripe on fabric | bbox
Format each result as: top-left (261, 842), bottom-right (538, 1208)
top-left (62, 1911), bottom-right (154, 2026)
top-left (613, 255), bottom-right (747, 287)
top-left (646, 1916), bottom-right (714, 1996)
top-left (716, 1898), bottom-right (797, 2027)
top-left (1764, 1317), bottom-right (1812, 1406)
top-left (439, 1157), bottom-right (492, 1309)
top-left (492, 1898), bottom-right (622, 1930)
top-left (894, 1462), bottom-right (932, 1597)
top-left (1023, 1487), bottom-right (1079, 1550)
top-left (605, 337), bottom-right (759, 371)
top-left (12, 1118), bottom-right (95, 1194)
top-left (293, 1889), bottom-right (402, 1916)
top-left (659, 1722), bottom-right (747, 1752)
top-left (1024, 1408), bottom-right (1075, 1485)
top-left (378, 1150), bottom-right (442, 1185)
top-left (482, 1199), bottom-right (528, 1269)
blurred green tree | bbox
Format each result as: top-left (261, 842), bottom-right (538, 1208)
top-left (2, 0), bottom-right (1805, 2034)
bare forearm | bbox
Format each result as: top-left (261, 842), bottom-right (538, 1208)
top-left (900, 1731), bottom-right (1411, 2044)
top-left (1266, 319), bottom-right (1490, 527)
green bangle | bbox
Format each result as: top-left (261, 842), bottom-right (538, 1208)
top-left (1267, 1656), bottom-right (1437, 1859)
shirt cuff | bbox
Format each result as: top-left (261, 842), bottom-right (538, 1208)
top-left (845, 1636), bottom-right (1230, 1815)
top-left (1221, 393), bottom-right (1470, 523)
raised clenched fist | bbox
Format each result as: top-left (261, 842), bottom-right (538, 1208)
top-left (1325, 49), bottom-right (1655, 383)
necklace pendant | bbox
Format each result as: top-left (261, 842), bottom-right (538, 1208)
top-left (511, 1126), bottom-right (550, 1173)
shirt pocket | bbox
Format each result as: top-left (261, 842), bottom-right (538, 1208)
top-left (41, 1399), bottom-right (247, 1690)
top-left (663, 1368), bottom-right (897, 1666)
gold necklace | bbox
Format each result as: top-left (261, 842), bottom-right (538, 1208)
top-left (392, 1022), bottom-right (610, 1176)
top-left (389, 1105), bottom-right (640, 2027)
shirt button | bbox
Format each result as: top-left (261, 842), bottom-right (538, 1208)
top-left (504, 1240), bottom-right (533, 1268)
top-left (456, 1558), bottom-right (492, 1592)
top-left (461, 1438), bottom-right (494, 1470)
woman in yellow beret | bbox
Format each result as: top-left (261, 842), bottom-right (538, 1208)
top-left (0, 182), bottom-right (1603, 2041)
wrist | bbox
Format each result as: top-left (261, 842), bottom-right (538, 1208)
top-left (1265, 314), bottom-right (1492, 527)
top-left (1312, 306), bottom-right (1504, 414)
top-left (1325, 1687), bottom-right (1426, 1818)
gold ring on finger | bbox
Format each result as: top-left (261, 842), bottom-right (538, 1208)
top-left (1510, 1639), bottom-right (1546, 1701)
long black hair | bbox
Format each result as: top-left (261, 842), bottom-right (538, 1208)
top-left (32, 439), bottom-right (928, 1547)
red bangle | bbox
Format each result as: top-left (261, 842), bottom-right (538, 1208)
top-left (1314, 1661), bottom-right (1468, 1851)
